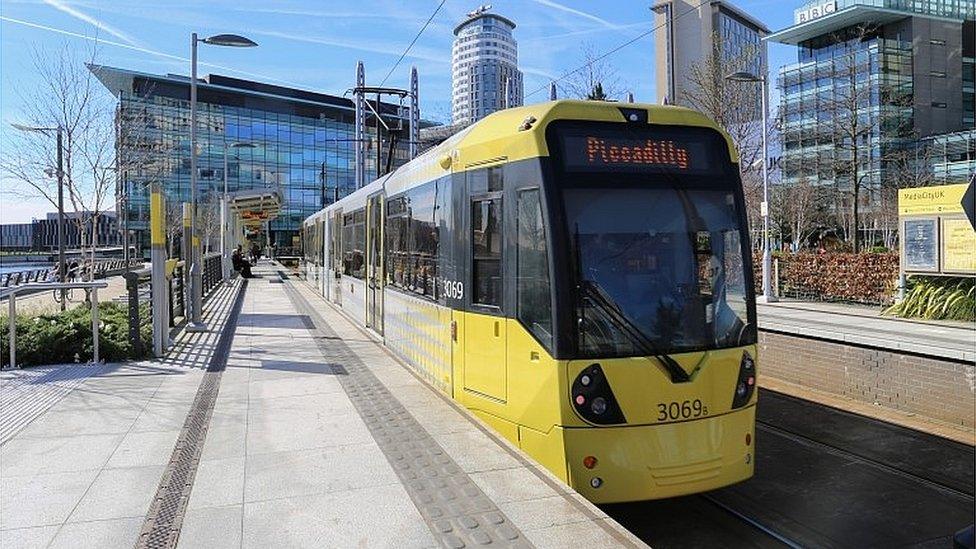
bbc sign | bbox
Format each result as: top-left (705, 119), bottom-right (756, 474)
top-left (794, 0), bottom-right (837, 23)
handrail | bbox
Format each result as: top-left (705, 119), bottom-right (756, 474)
top-left (5, 281), bottom-right (109, 370)
top-left (0, 258), bottom-right (142, 289)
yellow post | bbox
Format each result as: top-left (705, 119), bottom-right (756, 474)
top-left (150, 187), bottom-right (168, 355)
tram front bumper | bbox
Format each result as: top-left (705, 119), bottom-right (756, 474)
top-left (563, 406), bottom-right (755, 504)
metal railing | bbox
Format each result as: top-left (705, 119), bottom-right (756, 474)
top-left (4, 281), bottom-right (109, 369)
top-left (0, 258), bottom-right (142, 288)
top-left (201, 253), bottom-right (222, 297)
top-left (122, 253), bottom-right (222, 356)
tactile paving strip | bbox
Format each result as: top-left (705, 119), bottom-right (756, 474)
top-left (280, 272), bottom-right (534, 549)
top-left (135, 280), bottom-right (248, 549)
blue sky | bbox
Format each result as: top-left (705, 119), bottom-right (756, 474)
top-left (1, 0), bottom-right (799, 222)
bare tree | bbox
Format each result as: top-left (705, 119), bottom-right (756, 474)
top-left (679, 35), bottom-right (770, 249)
top-left (1, 42), bottom-right (116, 277)
top-left (868, 139), bottom-right (935, 248)
top-left (560, 42), bottom-right (625, 100)
top-left (114, 94), bottom-right (179, 258)
top-left (772, 177), bottom-right (827, 250)
top-left (822, 24), bottom-right (913, 252)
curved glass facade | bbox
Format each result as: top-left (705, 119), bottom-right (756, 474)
top-left (95, 66), bottom-right (410, 254)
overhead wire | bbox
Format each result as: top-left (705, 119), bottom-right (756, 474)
top-left (524, 0), bottom-right (711, 100)
top-left (378, 0), bottom-right (449, 87)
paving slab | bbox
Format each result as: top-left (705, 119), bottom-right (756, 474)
top-left (757, 299), bottom-right (976, 362)
top-left (1, 263), bottom-right (646, 548)
top-left (0, 279), bottom-right (244, 542)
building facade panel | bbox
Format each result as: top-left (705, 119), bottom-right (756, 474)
top-left (652, 0), bottom-right (769, 120)
top-left (769, 0), bottom-right (975, 245)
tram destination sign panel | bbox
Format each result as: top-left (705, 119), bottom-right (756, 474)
top-left (555, 126), bottom-right (724, 175)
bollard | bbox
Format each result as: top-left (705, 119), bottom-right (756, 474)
top-left (91, 287), bottom-right (100, 364)
top-left (773, 258), bottom-right (780, 299)
top-left (151, 188), bottom-right (168, 356)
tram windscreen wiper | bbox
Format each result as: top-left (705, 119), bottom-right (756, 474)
top-left (578, 280), bottom-right (690, 383)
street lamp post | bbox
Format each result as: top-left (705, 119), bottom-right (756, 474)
top-left (725, 70), bottom-right (777, 303)
top-left (12, 123), bottom-right (67, 310)
top-left (188, 32), bottom-right (257, 330)
top-left (222, 142), bottom-right (255, 281)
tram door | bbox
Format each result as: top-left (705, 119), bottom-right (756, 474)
top-left (330, 209), bottom-right (342, 306)
top-left (463, 175), bottom-right (507, 403)
top-left (366, 193), bottom-right (384, 335)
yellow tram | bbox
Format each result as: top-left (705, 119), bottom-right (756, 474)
top-left (301, 100), bottom-right (758, 504)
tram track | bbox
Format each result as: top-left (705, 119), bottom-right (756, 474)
top-left (755, 419), bottom-right (974, 502)
top-left (607, 389), bottom-right (974, 548)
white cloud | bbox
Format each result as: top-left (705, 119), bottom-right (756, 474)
top-left (42, 0), bottom-right (142, 47)
top-left (250, 29), bottom-right (444, 64)
top-left (528, 0), bottom-right (619, 29)
top-left (0, 16), bottom-right (305, 88)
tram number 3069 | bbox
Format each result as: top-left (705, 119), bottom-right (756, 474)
top-left (442, 279), bottom-right (464, 300)
top-left (657, 399), bottom-right (709, 421)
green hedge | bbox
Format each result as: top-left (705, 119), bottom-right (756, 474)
top-left (0, 301), bottom-right (152, 367)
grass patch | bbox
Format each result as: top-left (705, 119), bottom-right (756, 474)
top-left (883, 276), bottom-right (975, 322)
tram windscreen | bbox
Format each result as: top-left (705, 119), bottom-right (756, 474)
top-left (566, 186), bottom-right (754, 357)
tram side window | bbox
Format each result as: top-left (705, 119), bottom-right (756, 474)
top-left (472, 198), bottom-right (502, 307)
top-left (342, 209), bottom-right (366, 280)
top-left (386, 182), bottom-right (439, 299)
top-left (516, 189), bottom-right (552, 348)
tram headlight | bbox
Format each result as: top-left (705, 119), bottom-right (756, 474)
top-left (732, 351), bottom-right (757, 409)
top-left (571, 364), bottom-right (626, 425)
top-left (591, 397), bottom-right (607, 415)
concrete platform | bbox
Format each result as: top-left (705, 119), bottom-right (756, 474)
top-left (0, 263), bottom-right (645, 549)
top-left (757, 299), bottom-right (976, 363)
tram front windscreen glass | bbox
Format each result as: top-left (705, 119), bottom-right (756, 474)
top-left (565, 185), bottom-right (754, 357)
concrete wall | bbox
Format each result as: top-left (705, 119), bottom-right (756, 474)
top-left (759, 330), bottom-right (976, 429)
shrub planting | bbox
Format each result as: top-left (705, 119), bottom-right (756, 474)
top-left (883, 276), bottom-right (975, 322)
top-left (755, 251), bottom-right (900, 305)
top-left (0, 301), bottom-right (152, 367)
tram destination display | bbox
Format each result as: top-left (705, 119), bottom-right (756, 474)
top-left (554, 124), bottom-right (722, 175)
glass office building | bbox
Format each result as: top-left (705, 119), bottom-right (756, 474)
top-left (770, 0), bottom-right (975, 189)
top-left (92, 65), bottom-right (411, 253)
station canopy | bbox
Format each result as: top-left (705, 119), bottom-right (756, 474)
top-left (227, 190), bottom-right (281, 227)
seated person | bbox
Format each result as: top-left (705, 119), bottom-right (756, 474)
top-left (232, 245), bottom-right (253, 278)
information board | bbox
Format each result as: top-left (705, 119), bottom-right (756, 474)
top-left (941, 218), bottom-right (976, 274)
top-left (902, 218), bottom-right (938, 272)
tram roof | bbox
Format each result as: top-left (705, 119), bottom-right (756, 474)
top-left (307, 100), bottom-right (739, 221)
